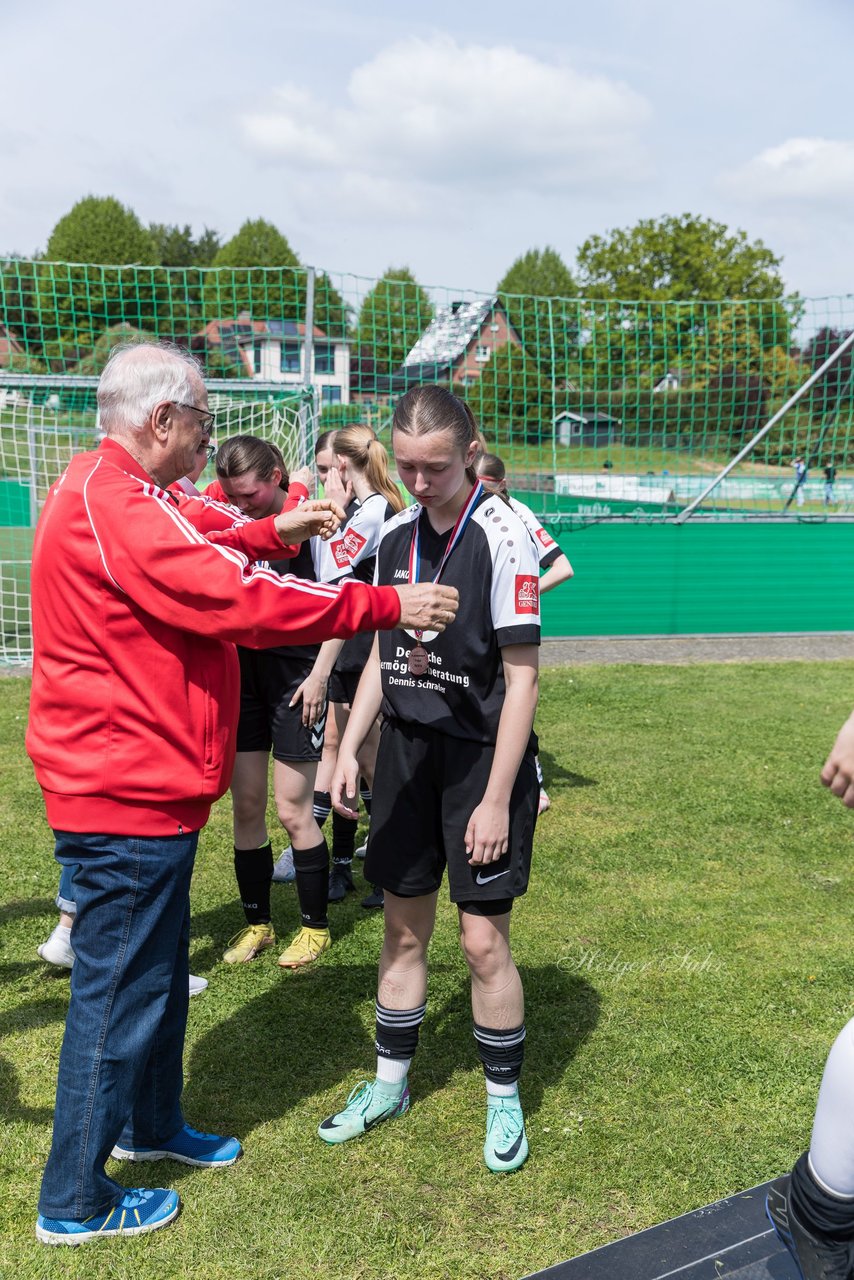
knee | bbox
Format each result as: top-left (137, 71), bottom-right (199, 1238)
top-left (459, 925), bottom-right (508, 982)
top-left (383, 919), bottom-right (428, 965)
top-left (232, 788), bottom-right (265, 829)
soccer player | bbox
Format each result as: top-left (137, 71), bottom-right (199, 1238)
top-left (476, 450), bottom-right (573, 815)
top-left (214, 435), bottom-right (343, 969)
top-left (319, 385), bottom-right (540, 1173)
top-left (308, 424), bottom-right (405, 906)
top-left (765, 710), bottom-right (854, 1278)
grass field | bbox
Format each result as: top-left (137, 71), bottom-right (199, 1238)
top-left (2, 660), bottom-right (854, 1280)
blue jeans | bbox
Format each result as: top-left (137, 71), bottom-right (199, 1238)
top-left (38, 829), bottom-right (199, 1219)
top-left (55, 861), bottom-right (76, 915)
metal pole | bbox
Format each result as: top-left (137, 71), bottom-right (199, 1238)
top-left (25, 399), bottom-right (39, 527)
top-left (674, 327), bottom-right (854, 524)
top-left (300, 266), bottom-right (316, 467)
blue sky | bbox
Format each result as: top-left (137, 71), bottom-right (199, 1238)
top-left (1, 0), bottom-right (852, 304)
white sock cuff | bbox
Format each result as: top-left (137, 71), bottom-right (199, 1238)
top-left (808, 1152), bottom-right (854, 1201)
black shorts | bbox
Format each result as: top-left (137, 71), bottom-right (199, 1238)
top-left (328, 667), bottom-right (360, 707)
top-left (364, 719), bottom-right (537, 903)
top-left (236, 648), bottom-right (327, 763)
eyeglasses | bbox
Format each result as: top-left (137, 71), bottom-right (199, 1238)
top-left (173, 401), bottom-right (216, 433)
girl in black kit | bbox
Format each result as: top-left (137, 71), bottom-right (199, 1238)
top-left (319, 386), bottom-right (540, 1172)
top-left (213, 435), bottom-right (338, 970)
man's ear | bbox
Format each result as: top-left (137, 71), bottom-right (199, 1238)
top-left (150, 401), bottom-right (172, 443)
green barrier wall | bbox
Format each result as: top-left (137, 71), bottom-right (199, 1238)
top-left (541, 522), bottom-right (854, 637)
top-left (0, 480), bottom-right (30, 527)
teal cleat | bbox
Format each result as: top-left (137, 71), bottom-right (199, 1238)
top-left (484, 1093), bottom-right (529, 1173)
top-left (318, 1079), bottom-right (410, 1145)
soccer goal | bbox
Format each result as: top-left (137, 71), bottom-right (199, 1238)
top-left (0, 374), bottom-right (316, 664)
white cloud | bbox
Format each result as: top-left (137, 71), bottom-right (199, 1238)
top-left (720, 137), bottom-right (854, 205)
top-left (241, 35), bottom-right (652, 197)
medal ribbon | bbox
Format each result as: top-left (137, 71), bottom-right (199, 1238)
top-left (408, 482), bottom-right (483, 643)
top-left (408, 481), bottom-right (483, 587)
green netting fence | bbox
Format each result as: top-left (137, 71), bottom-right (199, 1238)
top-left (2, 257), bottom-right (854, 659)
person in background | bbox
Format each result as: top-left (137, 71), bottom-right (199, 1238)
top-left (824, 461), bottom-right (837, 507)
top-left (307, 425), bottom-right (406, 909)
top-left (475, 451), bottom-right (573, 815)
top-left (793, 455), bottom-right (808, 507)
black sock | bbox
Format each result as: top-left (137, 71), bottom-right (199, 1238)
top-left (234, 842), bottom-right (273, 924)
top-left (313, 791), bottom-right (332, 827)
top-left (376, 1000), bottom-right (427, 1063)
top-left (360, 778), bottom-right (372, 817)
top-left (292, 839), bottom-right (329, 928)
top-left (332, 809), bottom-right (357, 864)
top-left (790, 1151), bottom-right (854, 1241)
top-left (473, 1022), bottom-right (526, 1086)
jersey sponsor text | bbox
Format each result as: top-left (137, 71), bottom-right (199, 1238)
top-left (515, 575), bottom-right (539, 614)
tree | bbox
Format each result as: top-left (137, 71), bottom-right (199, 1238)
top-left (576, 214), bottom-right (788, 305)
top-left (149, 223), bottom-right (221, 267)
top-left (496, 247), bottom-right (580, 382)
top-left (202, 218), bottom-right (301, 322)
top-left (354, 267), bottom-right (432, 374)
top-left (46, 196), bottom-right (157, 266)
top-left (455, 342), bottom-right (552, 442)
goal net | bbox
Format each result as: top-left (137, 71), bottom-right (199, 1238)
top-left (0, 374), bottom-right (314, 664)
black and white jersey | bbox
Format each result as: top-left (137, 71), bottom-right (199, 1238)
top-left (507, 496), bottom-right (562, 570)
top-left (375, 489), bottom-right (540, 744)
top-left (316, 493), bottom-right (397, 675)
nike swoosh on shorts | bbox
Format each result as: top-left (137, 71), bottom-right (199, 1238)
top-left (475, 868), bottom-right (510, 885)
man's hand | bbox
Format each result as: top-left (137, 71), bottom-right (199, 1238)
top-left (324, 465), bottom-right (353, 509)
top-left (274, 499), bottom-right (345, 544)
top-left (394, 584), bottom-right (459, 633)
top-left (821, 713), bottom-right (854, 807)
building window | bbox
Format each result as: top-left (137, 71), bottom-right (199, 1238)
top-left (314, 343), bottom-right (335, 374)
top-left (475, 344), bottom-right (491, 363)
top-left (281, 341), bottom-right (301, 374)
top-left (322, 385), bottom-right (342, 405)
top-left (253, 344), bottom-right (262, 374)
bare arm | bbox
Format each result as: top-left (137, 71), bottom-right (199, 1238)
top-left (539, 552), bottom-right (574, 595)
top-left (291, 637), bottom-right (346, 727)
top-left (331, 637), bottom-right (384, 816)
top-left (464, 644), bottom-right (539, 864)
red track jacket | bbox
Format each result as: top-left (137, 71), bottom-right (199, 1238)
top-left (26, 439), bottom-right (400, 836)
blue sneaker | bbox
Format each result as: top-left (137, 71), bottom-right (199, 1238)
top-left (111, 1123), bottom-right (242, 1168)
top-left (484, 1092), bottom-right (529, 1173)
top-left (36, 1187), bottom-right (179, 1245)
top-left (318, 1079), bottom-right (409, 1144)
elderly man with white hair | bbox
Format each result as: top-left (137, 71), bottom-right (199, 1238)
top-left (27, 342), bottom-right (459, 1246)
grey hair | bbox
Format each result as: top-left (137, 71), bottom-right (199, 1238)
top-left (97, 342), bottom-right (204, 434)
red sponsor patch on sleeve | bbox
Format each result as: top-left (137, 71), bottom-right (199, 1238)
top-left (515, 574), bottom-right (539, 614)
top-left (535, 526), bottom-right (555, 548)
top-left (332, 528), bottom-right (367, 568)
